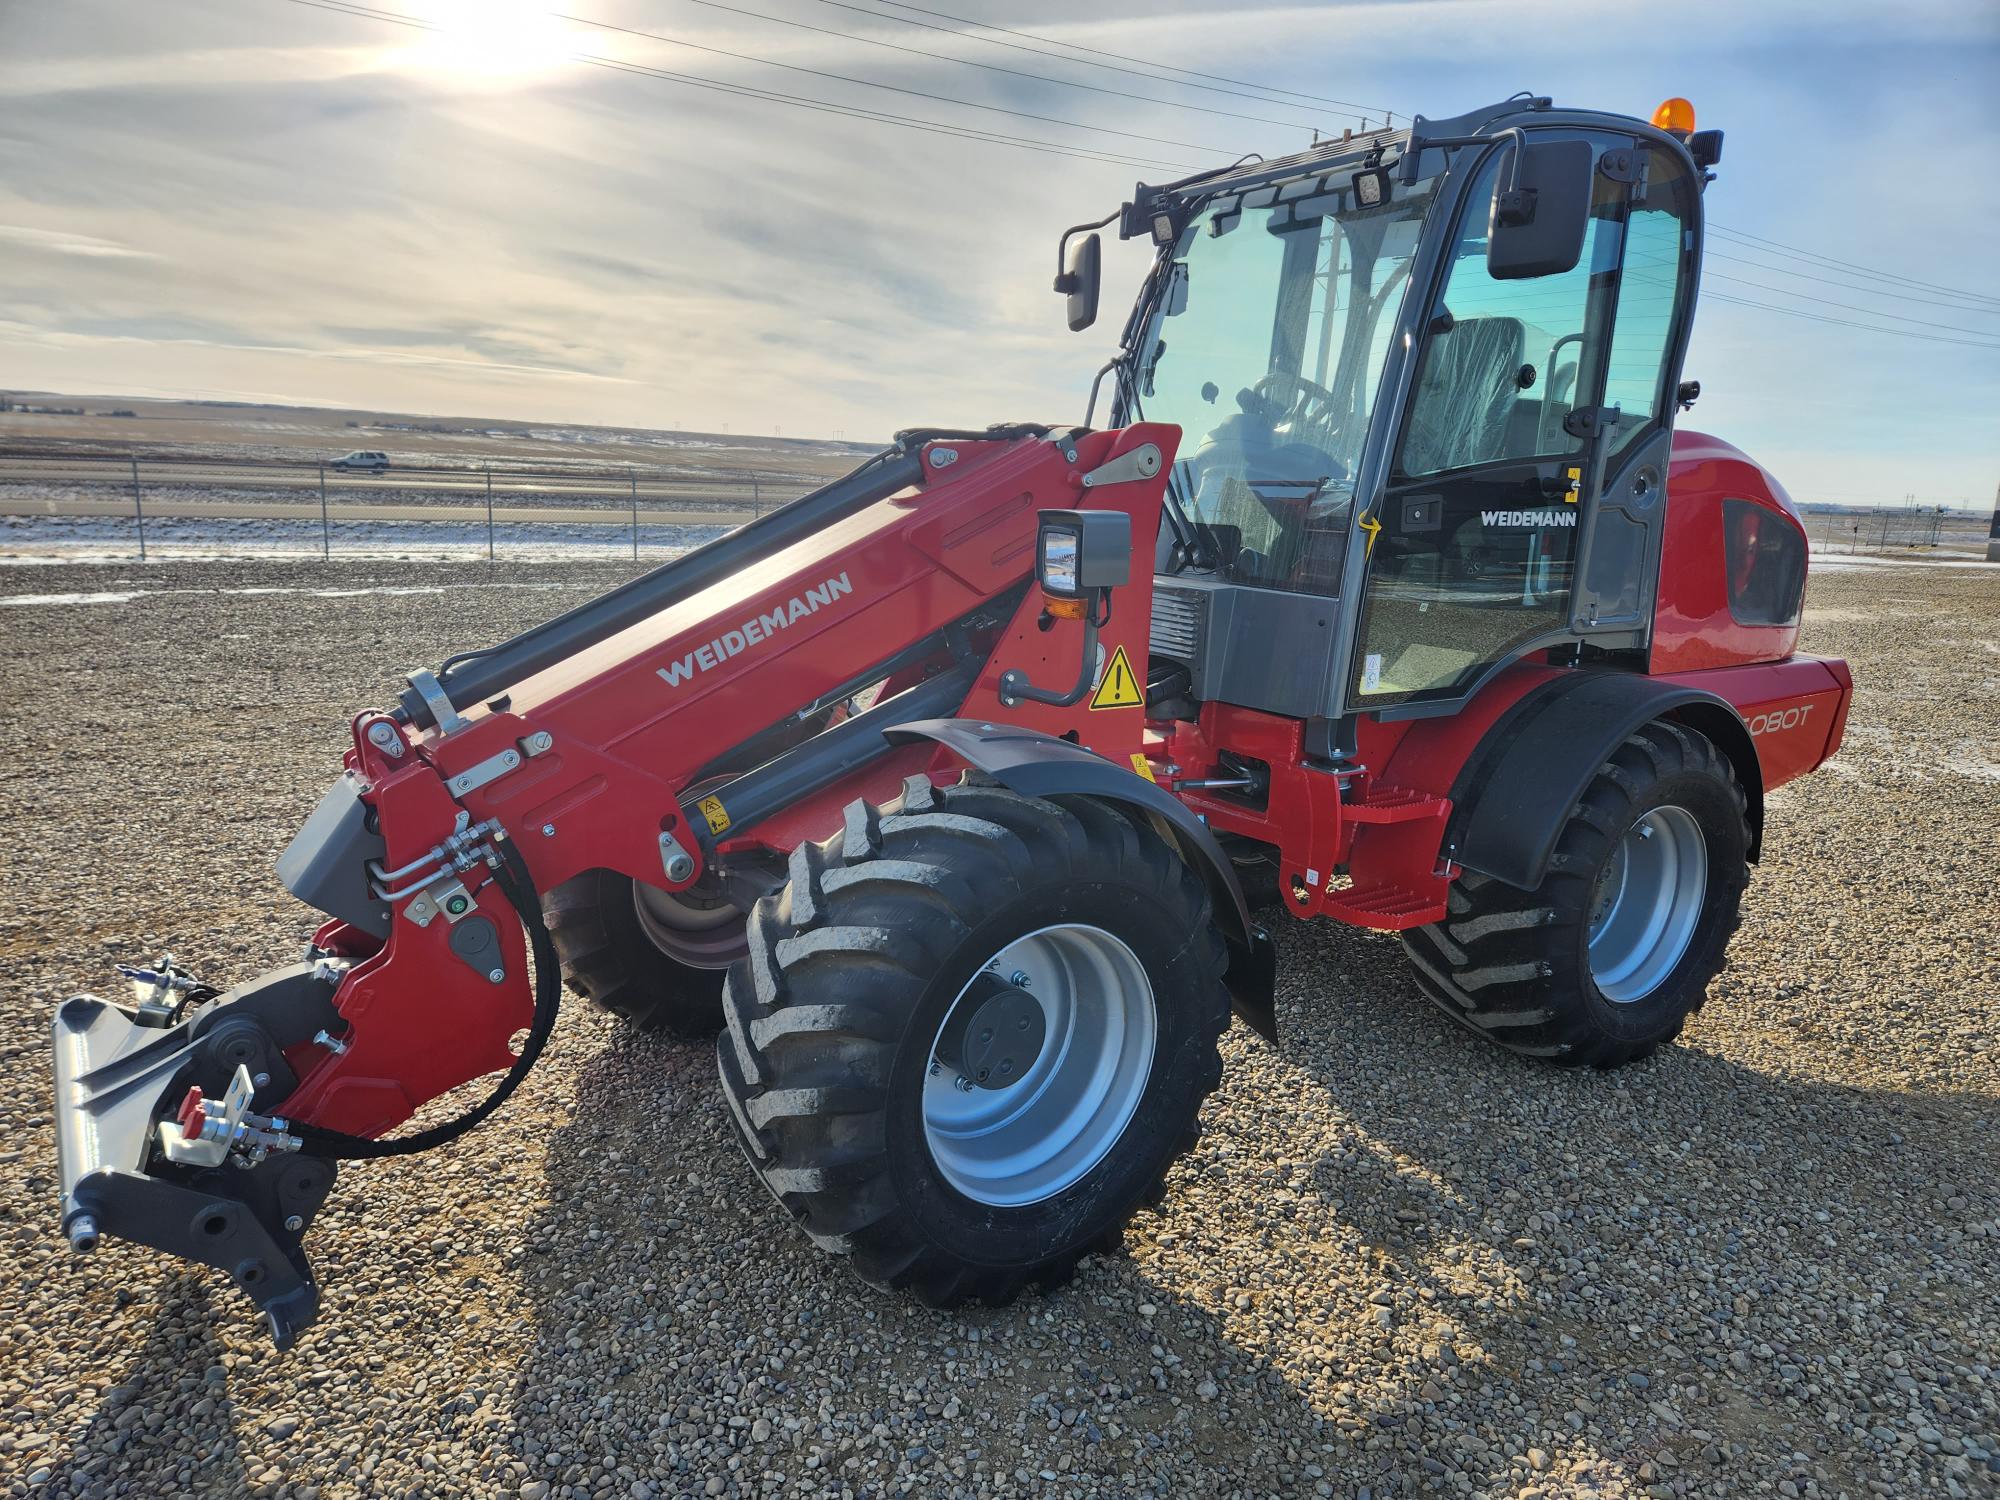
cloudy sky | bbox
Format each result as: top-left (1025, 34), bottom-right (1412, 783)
top-left (2, 0), bottom-right (1996, 505)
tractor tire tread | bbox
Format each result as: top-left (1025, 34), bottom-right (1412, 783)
top-left (1400, 721), bottom-right (1748, 1069)
top-left (543, 869), bottom-right (729, 1038)
top-left (716, 779), bottom-right (1229, 1306)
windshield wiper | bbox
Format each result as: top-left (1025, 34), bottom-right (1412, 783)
top-left (1113, 373), bottom-right (1211, 574)
top-left (1162, 459), bottom-right (1219, 573)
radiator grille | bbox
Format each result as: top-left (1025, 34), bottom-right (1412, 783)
top-left (1148, 585), bottom-right (1206, 665)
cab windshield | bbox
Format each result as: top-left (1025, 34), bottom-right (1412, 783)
top-left (1132, 173), bottom-right (1436, 593)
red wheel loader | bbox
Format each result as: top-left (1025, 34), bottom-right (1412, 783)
top-left (52, 95), bottom-right (1851, 1345)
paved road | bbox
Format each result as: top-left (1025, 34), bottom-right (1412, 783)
top-left (0, 456), bottom-right (789, 504)
top-left (0, 495), bottom-right (755, 528)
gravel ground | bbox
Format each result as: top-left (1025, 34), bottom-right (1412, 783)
top-left (1, 558), bottom-right (1995, 1500)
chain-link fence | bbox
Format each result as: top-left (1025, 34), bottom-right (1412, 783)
top-left (0, 454), bottom-right (825, 561)
top-left (1806, 506), bottom-right (1983, 554)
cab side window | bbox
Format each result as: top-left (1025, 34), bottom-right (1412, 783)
top-left (1600, 151), bottom-right (1697, 460)
top-left (1399, 148), bottom-right (1624, 478)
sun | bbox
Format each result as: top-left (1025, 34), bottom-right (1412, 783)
top-left (399, 0), bottom-right (574, 83)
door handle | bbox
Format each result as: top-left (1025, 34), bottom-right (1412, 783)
top-left (1561, 404), bottom-right (1624, 508)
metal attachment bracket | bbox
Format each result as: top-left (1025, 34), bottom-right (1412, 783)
top-left (443, 733), bottom-right (548, 800)
top-left (406, 876), bottom-right (476, 929)
top-left (405, 669), bottom-right (472, 737)
top-left (1079, 443), bottom-right (1162, 490)
top-left (658, 829), bottom-right (695, 884)
top-left (157, 1065), bottom-right (301, 1169)
top-left (447, 746), bottom-right (522, 798)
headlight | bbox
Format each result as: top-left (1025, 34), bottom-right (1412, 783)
top-left (1039, 527), bottom-right (1081, 596)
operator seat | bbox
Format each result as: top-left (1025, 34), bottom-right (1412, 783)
top-left (1400, 316), bottom-right (1527, 475)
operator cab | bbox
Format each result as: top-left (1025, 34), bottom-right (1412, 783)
top-left (1081, 96), bottom-right (1717, 731)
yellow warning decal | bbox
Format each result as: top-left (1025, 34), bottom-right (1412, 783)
top-left (697, 794), bottom-right (731, 835)
top-left (1090, 644), bottom-right (1144, 711)
top-left (1129, 753), bottom-right (1157, 782)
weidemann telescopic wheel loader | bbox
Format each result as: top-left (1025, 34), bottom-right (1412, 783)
top-left (54, 94), bottom-right (1852, 1344)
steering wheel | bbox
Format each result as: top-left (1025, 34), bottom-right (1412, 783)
top-left (1245, 371), bottom-right (1343, 453)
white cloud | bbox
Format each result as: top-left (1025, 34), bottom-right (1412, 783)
top-left (0, 225), bottom-right (160, 260)
top-left (0, 0), bottom-right (1992, 501)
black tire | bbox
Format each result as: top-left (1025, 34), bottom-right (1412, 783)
top-left (1400, 720), bottom-right (1749, 1068)
top-left (543, 869), bottom-right (735, 1038)
top-left (717, 775), bottom-right (1230, 1306)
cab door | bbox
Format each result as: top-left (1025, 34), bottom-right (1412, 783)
top-left (1571, 145), bottom-right (1701, 635)
top-left (1344, 130), bottom-right (1696, 717)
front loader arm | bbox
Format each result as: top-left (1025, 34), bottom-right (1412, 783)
top-left (52, 422), bottom-right (1182, 1346)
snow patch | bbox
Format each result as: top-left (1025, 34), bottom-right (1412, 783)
top-left (1808, 552), bottom-right (1994, 574)
top-left (1, 581), bottom-right (585, 609)
top-left (0, 591), bottom-right (144, 607)
top-left (0, 512), bottom-right (729, 564)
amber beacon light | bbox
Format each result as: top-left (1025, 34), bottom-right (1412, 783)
top-left (1652, 97), bottom-right (1697, 137)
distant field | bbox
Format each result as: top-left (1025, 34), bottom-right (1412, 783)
top-left (0, 395), bottom-right (883, 560)
top-left (4, 395), bottom-right (1990, 565)
top-left (0, 394), bottom-right (874, 483)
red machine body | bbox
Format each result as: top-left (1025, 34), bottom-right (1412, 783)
top-left (1147, 427), bottom-right (1844, 931)
top-left (294, 427), bottom-right (1169, 1135)
top-left (48, 96), bottom-right (1858, 1350)
top-left (287, 422), bottom-right (1846, 1139)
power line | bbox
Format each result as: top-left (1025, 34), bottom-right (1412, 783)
top-left (278, 0), bottom-right (1195, 171)
top-left (273, 0), bottom-right (2000, 346)
top-left (1701, 291), bottom-right (2000, 351)
top-left (1704, 248), bottom-right (2000, 316)
top-left (1707, 223), bottom-right (2000, 309)
top-left (553, 10), bottom-right (1227, 157)
top-left (808, 0), bottom-right (1361, 126)
top-left (861, 0), bottom-right (1397, 123)
top-left (657, 0), bottom-right (1324, 135)
top-left (1702, 270), bottom-right (2000, 337)
top-left (587, 52), bottom-right (1187, 171)
top-left (1620, 264), bottom-right (2000, 349)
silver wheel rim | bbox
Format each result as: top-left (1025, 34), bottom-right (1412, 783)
top-left (1587, 805), bottom-right (1708, 1003)
top-left (632, 881), bottom-right (745, 970)
top-left (922, 924), bottom-right (1157, 1208)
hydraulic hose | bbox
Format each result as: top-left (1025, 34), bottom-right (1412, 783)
top-left (290, 835), bottom-right (559, 1161)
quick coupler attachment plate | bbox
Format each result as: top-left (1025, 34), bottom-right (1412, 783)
top-left (50, 965), bottom-right (345, 1348)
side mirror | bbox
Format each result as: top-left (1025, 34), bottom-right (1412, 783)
top-left (1486, 138), bottom-right (1593, 280)
top-left (1054, 231), bottom-right (1101, 332)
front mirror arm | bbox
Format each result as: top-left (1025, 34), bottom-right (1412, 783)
top-left (1400, 125), bottom-right (1530, 203)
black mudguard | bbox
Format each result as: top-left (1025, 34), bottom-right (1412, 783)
top-left (886, 717), bottom-right (1279, 1041)
top-left (1447, 671), bottom-right (1763, 892)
